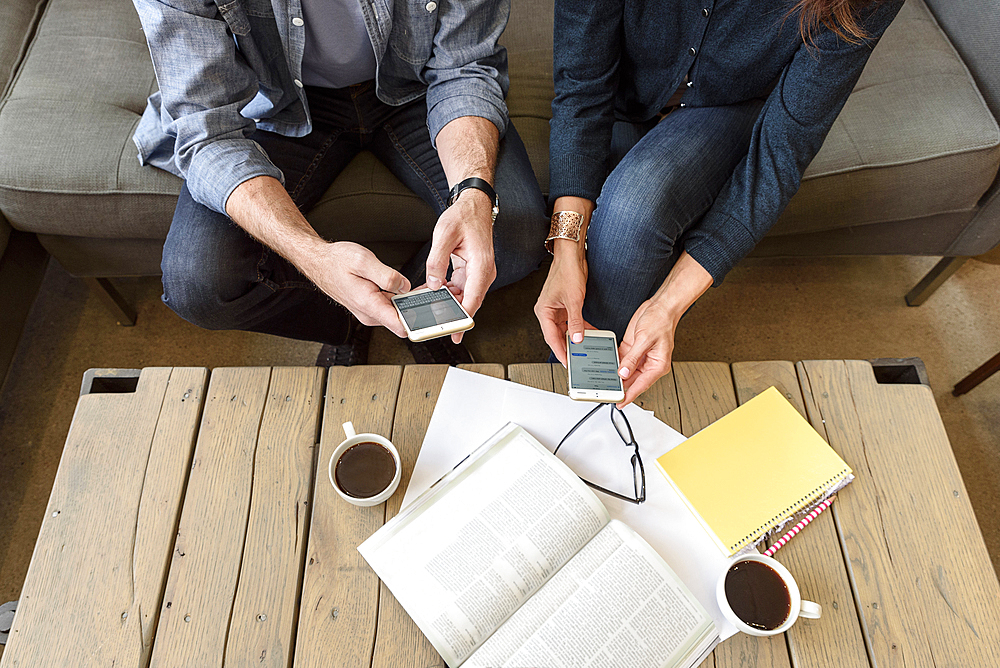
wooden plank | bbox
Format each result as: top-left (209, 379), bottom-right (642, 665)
top-left (508, 362), bottom-right (555, 392)
top-left (732, 362), bottom-right (869, 668)
top-left (293, 366), bottom-right (404, 668)
top-left (1, 367), bottom-right (206, 668)
top-left (671, 361), bottom-right (792, 668)
top-left (371, 364), bottom-right (503, 668)
top-left (225, 367), bottom-right (324, 666)
top-left (798, 360), bottom-right (1000, 668)
top-left (149, 367), bottom-right (272, 668)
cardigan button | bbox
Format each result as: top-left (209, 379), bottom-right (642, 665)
top-left (689, 47), bottom-right (697, 56)
top-left (702, 8), bottom-right (710, 17)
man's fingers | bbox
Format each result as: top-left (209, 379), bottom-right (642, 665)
top-left (425, 238), bottom-right (454, 290)
top-left (458, 257), bottom-right (494, 318)
top-left (374, 266), bottom-right (411, 295)
top-left (365, 296), bottom-right (408, 338)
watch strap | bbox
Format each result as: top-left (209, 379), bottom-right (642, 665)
top-left (448, 177), bottom-right (499, 223)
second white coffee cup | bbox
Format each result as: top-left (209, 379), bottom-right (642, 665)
top-left (716, 553), bottom-right (821, 636)
top-left (328, 421), bottom-right (401, 507)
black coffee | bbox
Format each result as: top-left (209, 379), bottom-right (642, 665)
top-left (335, 441), bottom-right (396, 499)
top-left (724, 560), bottom-right (792, 630)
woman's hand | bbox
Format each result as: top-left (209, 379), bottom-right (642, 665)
top-left (534, 196), bottom-right (596, 365)
top-left (616, 297), bottom-right (682, 408)
top-left (534, 242), bottom-right (593, 365)
top-left (615, 251), bottom-right (714, 408)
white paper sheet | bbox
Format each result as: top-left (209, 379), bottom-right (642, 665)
top-left (402, 368), bottom-right (738, 639)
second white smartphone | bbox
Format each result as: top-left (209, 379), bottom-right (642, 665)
top-left (566, 329), bottom-right (625, 403)
top-left (391, 286), bottom-right (475, 342)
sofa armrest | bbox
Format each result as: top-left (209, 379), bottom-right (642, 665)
top-left (924, 0), bottom-right (1000, 255)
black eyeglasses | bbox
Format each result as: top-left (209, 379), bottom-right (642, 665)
top-left (553, 403), bottom-right (646, 504)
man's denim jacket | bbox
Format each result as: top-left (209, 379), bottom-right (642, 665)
top-left (132, 0), bottom-right (510, 215)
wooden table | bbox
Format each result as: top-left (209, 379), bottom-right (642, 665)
top-left (2, 361), bottom-right (999, 667)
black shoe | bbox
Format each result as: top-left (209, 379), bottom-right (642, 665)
top-left (315, 319), bottom-right (372, 367)
top-left (407, 336), bottom-right (475, 366)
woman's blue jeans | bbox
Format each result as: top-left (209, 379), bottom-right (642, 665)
top-left (582, 99), bottom-right (766, 338)
top-left (161, 82), bottom-right (548, 346)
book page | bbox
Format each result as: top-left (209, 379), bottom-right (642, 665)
top-left (359, 425), bottom-right (610, 667)
top-left (465, 520), bottom-right (719, 668)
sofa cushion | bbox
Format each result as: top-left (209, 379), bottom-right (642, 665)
top-left (0, 0), bottom-right (437, 268)
top-left (0, 0), bottom-right (181, 239)
top-left (775, 0), bottom-right (1000, 236)
top-left (1, 0), bottom-right (45, 97)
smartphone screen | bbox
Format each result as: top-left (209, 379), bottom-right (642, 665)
top-left (393, 288), bottom-right (468, 331)
top-left (569, 336), bottom-right (623, 391)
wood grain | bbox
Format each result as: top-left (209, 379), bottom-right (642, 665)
top-left (225, 367), bottom-right (324, 666)
top-left (732, 361), bottom-right (869, 668)
top-left (798, 360), bottom-right (1000, 668)
top-left (0, 367), bottom-right (206, 668)
top-left (508, 363), bottom-right (555, 392)
top-left (294, 366), bottom-right (404, 668)
top-left (149, 367), bottom-right (272, 668)
top-left (671, 361), bottom-right (791, 668)
top-left (371, 364), bottom-right (503, 668)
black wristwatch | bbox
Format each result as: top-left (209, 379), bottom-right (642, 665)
top-left (447, 177), bottom-right (500, 224)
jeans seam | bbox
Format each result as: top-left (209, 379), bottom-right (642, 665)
top-left (384, 122), bottom-right (447, 211)
top-left (290, 129), bottom-right (343, 205)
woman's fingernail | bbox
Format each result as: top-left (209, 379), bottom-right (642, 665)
top-left (572, 332), bottom-right (583, 343)
top-left (619, 367), bottom-right (631, 379)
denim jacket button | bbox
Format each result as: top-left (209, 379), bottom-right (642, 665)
top-left (425, 1), bottom-right (437, 11)
top-left (292, 17), bottom-right (304, 26)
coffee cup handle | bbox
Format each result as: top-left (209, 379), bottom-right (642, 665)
top-left (799, 600), bottom-right (822, 620)
top-left (343, 422), bottom-right (356, 439)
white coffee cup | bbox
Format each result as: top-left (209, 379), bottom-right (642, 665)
top-left (716, 553), bottom-right (822, 636)
top-left (328, 422), bottom-right (401, 507)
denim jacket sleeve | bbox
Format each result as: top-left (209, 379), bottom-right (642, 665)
top-left (548, 0), bottom-right (623, 203)
top-left (423, 0), bottom-right (510, 146)
top-left (684, 0), bottom-right (904, 284)
top-left (132, 0), bottom-right (284, 216)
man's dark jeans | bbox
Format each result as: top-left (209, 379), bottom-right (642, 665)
top-left (161, 82), bottom-right (548, 346)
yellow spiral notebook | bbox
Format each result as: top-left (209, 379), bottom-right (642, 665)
top-left (655, 386), bottom-right (853, 556)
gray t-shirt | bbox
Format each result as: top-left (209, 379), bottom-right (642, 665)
top-left (300, 0), bottom-right (378, 89)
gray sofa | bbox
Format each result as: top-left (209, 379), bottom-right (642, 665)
top-left (0, 0), bottom-right (998, 324)
top-left (0, 0), bottom-right (47, 381)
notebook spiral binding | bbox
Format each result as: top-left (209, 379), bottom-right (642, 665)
top-left (729, 471), bottom-right (855, 553)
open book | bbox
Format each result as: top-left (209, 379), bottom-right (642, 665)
top-left (359, 423), bottom-right (720, 668)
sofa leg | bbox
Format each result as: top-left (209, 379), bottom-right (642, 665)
top-left (904, 256), bottom-right (969, 306)
top-left (84, 277), bottom-right (137, 326)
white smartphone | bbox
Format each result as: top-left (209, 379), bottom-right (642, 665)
top-left (391, 286), bottom-right (475, 342)
top-left (566, 329), bottom-right (626, 403)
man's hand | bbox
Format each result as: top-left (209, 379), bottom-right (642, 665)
top-left (425, 187), bottom-right (496, 330)
top-left (306, 242), bottom-right (411, 337)
top-left (431, 116), bottom-right (501, 342)
top-left (615, 251), bottom-right (713, 408)
top-left (225, 175), bottom-right (411, 337)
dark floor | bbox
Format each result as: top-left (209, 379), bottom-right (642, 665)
top-left (1, 250), bottom-right (999, 659)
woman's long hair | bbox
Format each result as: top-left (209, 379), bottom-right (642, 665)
top-left (791, 0), bottom-right (876, 44)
